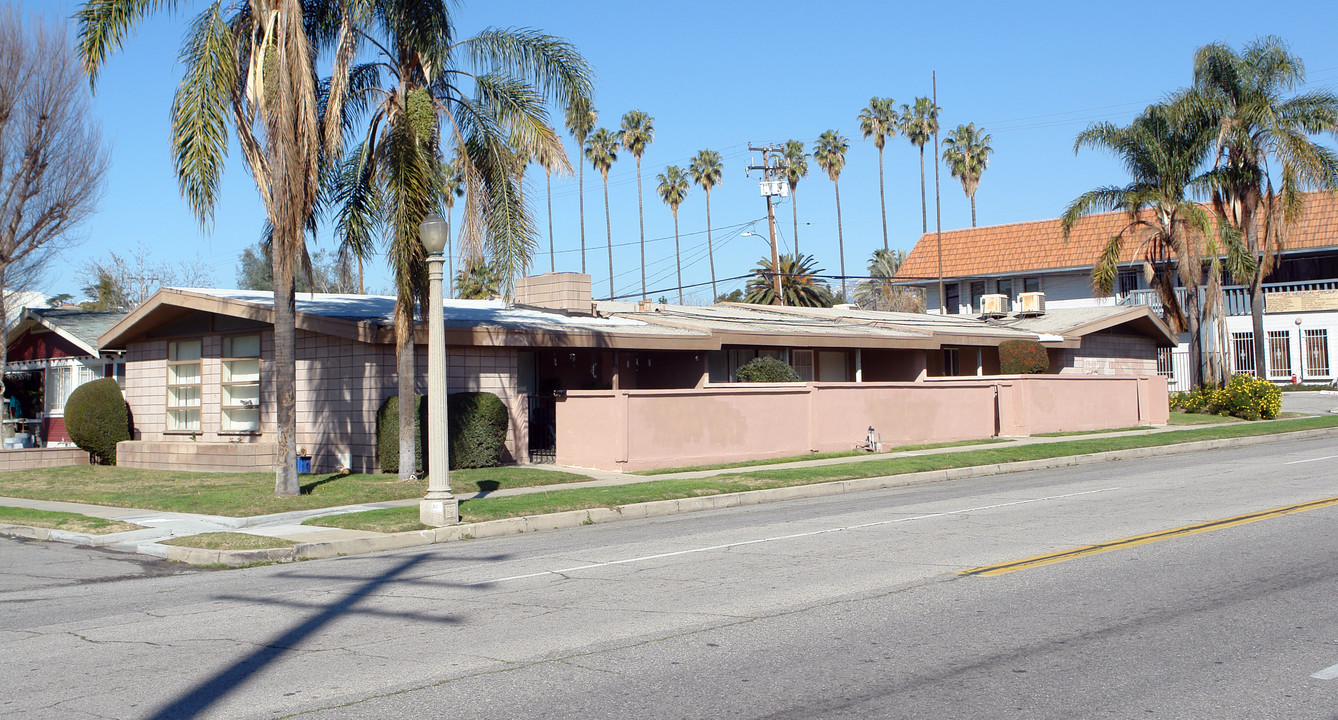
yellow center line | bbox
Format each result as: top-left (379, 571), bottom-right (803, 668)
top-left (961, 494), bottom-right (1338, 577)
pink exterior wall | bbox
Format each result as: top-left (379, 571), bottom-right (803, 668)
top-left (1056, 333), bottom-right (1159, 376)
top-left (557, 374), bottom-right (1169, 472)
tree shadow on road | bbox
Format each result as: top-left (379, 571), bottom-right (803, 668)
top-left (144, 551), bottom-right (504, 719)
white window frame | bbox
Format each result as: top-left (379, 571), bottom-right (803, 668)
top-left (1304, 329), bottom-right (1330, 378)
top-left (166, 339), bottom-right (203, 433)
top-left (1267, 330), bottom-right (1292, 379)
top-left (45, 362), bottom-right (99, 417)
top-left (220, 334), bottom-right (262, 433)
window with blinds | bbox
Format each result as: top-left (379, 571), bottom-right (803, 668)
top-left (167, 339), bottom-right (202, 432)
top-left (221, 334), bottom-right (261, 432)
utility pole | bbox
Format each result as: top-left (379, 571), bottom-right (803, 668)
top-left (747, 145), bottom-right (787, 305)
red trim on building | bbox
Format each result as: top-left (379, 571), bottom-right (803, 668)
top-left (7, 330), bottom-right (84, 362)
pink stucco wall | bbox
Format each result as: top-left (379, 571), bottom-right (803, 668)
top-left (556, 374), bottom-right (1169, 472)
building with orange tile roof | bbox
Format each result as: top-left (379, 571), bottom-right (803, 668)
top-left (895, 193), bottom-right (1338, 389)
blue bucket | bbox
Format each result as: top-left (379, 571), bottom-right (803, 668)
top-left (297, 456), bottom-right (312, 474)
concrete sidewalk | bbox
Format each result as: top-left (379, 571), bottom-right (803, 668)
top-left (3, 409), bottom-right (1336, 566)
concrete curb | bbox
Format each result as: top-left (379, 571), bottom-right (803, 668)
top-left (9, 426), bottom-right (1336, 567)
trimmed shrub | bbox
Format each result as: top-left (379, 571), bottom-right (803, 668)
top-left (448, 391), bottom-right (509, 469)
top-left (375, 394), bottom-right (425, 475)
top-left (999, 339), bottom-right (1050, 374)
top-left (735, 356), bottom-right (800, 382)
top-left (65, 378), bottom-right (131, 465)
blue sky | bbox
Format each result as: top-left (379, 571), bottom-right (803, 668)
top-left (19, 0), bottom-right (1338, 304)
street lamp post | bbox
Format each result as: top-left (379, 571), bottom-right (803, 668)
top-left (419, 212), bottom-right (458, 526)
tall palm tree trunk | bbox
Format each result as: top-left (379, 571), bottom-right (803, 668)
top-left (673, 209), bottom-right (683, 304)
top-left (835, 179), bottom-right (846, 301)
top-left (636, 157), bottom-right (646, 298)
top-left (579, 162), bottom-right (587, 273)
top-left (395, 304), bottom-right (416, 479)
top-left (445, 214), bottom-right (454, 298)
top-left (1186, 289), bottom-right (1204, 389)
top-left (877, 145), bottom-right (888, 251)
top-left (970, 193), bottom-right (977, 227)
top-left (546, 168), bottom-right (555, 273)
top-left (918, 147), bottom-right (927, 234)
top-left (272, 250), bottom-right (298, 497)
top-left (792, 189), bottom-right (800, 257)
top-left (706, 190), bottom-right (717, 300)
top-left (603, 174), bottom-right (614, 298)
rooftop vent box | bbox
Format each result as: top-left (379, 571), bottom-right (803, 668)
top-left (979, 294), bottom-right (1009, 318)
top-left (1016, 291), bottom-right (1046, 316)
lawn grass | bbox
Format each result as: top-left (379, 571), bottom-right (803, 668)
top-left (303, 507), bottom-right (430, 534)
top-left (1032, 426), bottom-right (1154, 437)
top-left (159, 532), bottom-right (297, 550)
top-left (0, 506), bottom-right (142, 534)
top-left (630, 438), bottom-right (1015, 475)
top-left (306, 415), bottom-right (1338, 531)
top-left (0, 466), bottom-right (592, 518)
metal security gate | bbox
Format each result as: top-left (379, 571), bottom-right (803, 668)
top-left (527, 395), bottom-right (556, 463)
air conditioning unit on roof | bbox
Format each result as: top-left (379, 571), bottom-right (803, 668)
top-left (1017, 291), bottom-right (1046, 316)
top-left (979, 294), bottom-right (1009, 318)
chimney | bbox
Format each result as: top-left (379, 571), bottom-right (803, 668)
top-left (514, 273), bottom-right (593, 314)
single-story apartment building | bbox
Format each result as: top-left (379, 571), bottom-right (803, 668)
top-left (85, 273), bottom-right (1175, 473)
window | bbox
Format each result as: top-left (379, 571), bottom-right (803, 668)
top-left (46, 364), bottom-right (98, 415)
top-left (944, 284), bottom-right (960, 315)
top-left (1157, 347), bottom-right (1175, 381)
top-left (943, 348), bottom-right (960, 376)
top-left (1267, 330), bottom-right (1292, 378)
top-left (1023, 277), bottom-right (1042, 294)
top-left (996, 279), bottom-right (1013, 301)
top-left (791, 349), bottom-right (814, 382)
top-left (1232, 332), bottom-right (1254, 375)
top-left (221, 334), bottom-right (261, 432)
top-left (1304, 329), bottom-right (1330, 377)
top-left (1117, 268), bottom-right (1141, 296)
top-left (969, 281), bottom-right (985, 314)
top-left (167, 339), bottom-right (202, 432)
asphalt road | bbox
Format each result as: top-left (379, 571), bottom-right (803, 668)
top-left (3, 434), bottom-right (1338, 719)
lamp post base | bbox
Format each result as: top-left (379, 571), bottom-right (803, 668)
top-left (419, 496), bottom-right (460, 527)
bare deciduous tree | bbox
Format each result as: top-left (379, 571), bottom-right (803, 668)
top-left (0, 9), bottom-right (108, 398)
top-left (78, 242), bottom-right (216, 310)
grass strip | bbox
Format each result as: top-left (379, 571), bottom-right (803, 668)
top-left (0, 466), bottom-right (593, 517)
top-left (0, 506), bottom-right (142, 534)
top-left (1032, 426), bottom-right (1154, 437)
top-left (308, 415), bottom-right (1338, 531)
top-left (304, 507), bottom-right (430, 534)
top-left (159, 532), bottom-right (297, 550)
top-left (631, 438), bottom-right (1014, 475)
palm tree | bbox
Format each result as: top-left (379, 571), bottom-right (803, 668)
top-left (331, 5), bottom-right (589, 480)
top-left (812, 130), bottom-right (850, 300)
top-left (656, 165), bottom-right (690, 304)
top-left (779, 140), bottom-right (809, 255)
top-left (565, 97), bottom-right (597, 274)
top-left (454, 257), bottom-right (503, 299)
top-left (942, 123), bottom-right (994, 227)
top-left (1186, 36), bottom-right (1338, 376)
top-left (585, 127), bottom-right (619, 298)
top-left (620, 110), bottom-right (655, 299)
top-left (441, 160), bottom-right (464, 297)
top-left (689, 149), bottom-right (724, 300)
top-left (77, 0), bottom-right (362, 496)
top-left (1062, 104), bottom-right (1215, 387)
top-left (532, 144), bottom-right (564, 273)
top-left (855, 248), bottom-right (924, 312)
top-left (900, 97), bottom-right (940, 234)
top-left (859, 97), bottom-right (897, 250)
top-left (744, 253), bottom-right (833, 307)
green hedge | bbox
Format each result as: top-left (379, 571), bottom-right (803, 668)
top-left (735, 356), bottom-right (800, 382)
top-left (999, 339), bottom-right (1050, 374)
top-left (376, 391), bottom-right (509, 472)
top-left (64, 378), bottom-right (131, 465)
top-left (375, 394), bottom-right (426, 475)
top-left (448, 392), bottom-right (509, 469)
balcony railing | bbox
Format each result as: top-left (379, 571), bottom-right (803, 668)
top-left (1120, 279), bottom-right (1338, 317)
